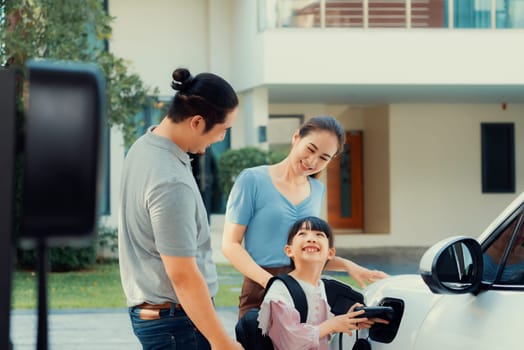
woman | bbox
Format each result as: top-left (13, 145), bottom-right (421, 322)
top-left (222, 116), bottom-right (388, 318)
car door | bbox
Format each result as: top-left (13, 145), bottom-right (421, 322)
top-left (412, 204), bottom-right (524, 350)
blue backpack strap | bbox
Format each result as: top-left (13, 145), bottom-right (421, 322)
top-left (265, 274), bottom-right (308, 323)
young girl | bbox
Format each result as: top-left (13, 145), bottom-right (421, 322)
top-left (257, 216), bottom-right (378, 350)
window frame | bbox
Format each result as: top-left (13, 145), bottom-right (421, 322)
top-left (481, 122), bottom-right (515, 194)
top-left (482, 203), bottom-right (524, 288)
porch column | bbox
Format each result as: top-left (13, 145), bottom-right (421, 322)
top-left (234, 87), bottom-right (269, 150)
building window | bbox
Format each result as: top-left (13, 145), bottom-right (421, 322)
top-left (481, 123), bottom-right (515, 193)
top-left (261, 0), bottom-right (524, 29)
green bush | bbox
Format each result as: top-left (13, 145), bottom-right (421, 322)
top-left (97, 225), bottom-right (118, 263)
top-left (17, 241), bottom-right (97, 272)
top-left (217, 147), bottom-right (287, 199)
top-left (268, 149), bottom-right (288, 164)
top-left (16, 225), bottom-right (118, 271)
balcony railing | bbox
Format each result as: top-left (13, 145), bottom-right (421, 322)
top-left (259, 0), bottom-right (524, 30)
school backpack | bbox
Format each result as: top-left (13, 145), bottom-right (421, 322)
top-left (235, 274), bottom-right (365, 350)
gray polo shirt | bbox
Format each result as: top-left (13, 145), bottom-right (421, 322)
top-left (118, 126), bottom-right (218, 306)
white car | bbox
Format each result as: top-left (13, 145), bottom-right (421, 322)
top-left (358, 191), bottom-right (524, 349)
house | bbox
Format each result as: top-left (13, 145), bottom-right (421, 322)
top-left (105, 0), bottom-right (524, 249)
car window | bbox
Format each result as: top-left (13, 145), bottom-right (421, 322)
top-left (483, 206), bottom-right (524, 285)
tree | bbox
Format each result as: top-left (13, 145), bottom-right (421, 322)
top-left (1, 0), bottom-right (158, 270)
top-left (0, 0), bottom-right (157, 147)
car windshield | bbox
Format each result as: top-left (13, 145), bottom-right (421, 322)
top-left (483, 206), bottom-right (524, 285)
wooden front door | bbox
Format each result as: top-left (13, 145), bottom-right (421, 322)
top-left (327, 131), bottom-right (363, 229)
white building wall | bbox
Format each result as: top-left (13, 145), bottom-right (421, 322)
top-left (100, 127), bottom-right (125, 228)
top-left (389, 103), bottom-right (524, 245)
top-left (109, 0), bottom-right (211, 96)
top-left (226, 1), bottom-right (524, 92)
top-left (208, 0), bottom-right (235, 77)
top-left (335, 103), bottom-right (524, 248)
top-left (255, 30), bottom-right (524, 86)
top-left (362, 106), bottom-right (390, 234)
top-left (230, 0), bottom-right (266, 93)
top-left (238, 88), bottom-right (270, 147)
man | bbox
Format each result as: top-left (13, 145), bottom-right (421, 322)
top-left (118, 67), bottom-right (242, 350)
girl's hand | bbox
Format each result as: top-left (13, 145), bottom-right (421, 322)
top-left (349, 304), bottom-right (391, 329)
top-left (323, 303), bottom-right (368, 336)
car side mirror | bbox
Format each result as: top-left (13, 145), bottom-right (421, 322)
top-left (420, 236), bottom-right (483, 294)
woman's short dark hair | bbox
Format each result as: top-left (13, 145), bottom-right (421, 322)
top-left (167, 68), bottom-right (238, 132)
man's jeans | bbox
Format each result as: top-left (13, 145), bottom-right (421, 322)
top-left (129, 304), bottom-right (211, 350)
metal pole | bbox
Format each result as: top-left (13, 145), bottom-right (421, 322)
top-left (406, 0), bottom-right (412, 28)
top-left (0, 68), bottom-right (17, 350)
top-left (320, 0), bottom-right (326, 28)
top-left (37, 239), bottom-right (49, 350)
top-left (491, 0), bottom-right (497, 29)
top-left (277, 0), bottom-right (283, 28)
top-left (363, 0), bottom-right (369, 28)
top-left (449, 0), bottom-right (454, 29)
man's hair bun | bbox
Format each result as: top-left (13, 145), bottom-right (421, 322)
top-left (171, 68), bottom-right (194, 91)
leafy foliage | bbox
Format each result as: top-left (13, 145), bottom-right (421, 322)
top-left (217, 147), bottom-right (287, 199)
top-left (97, 224), bottom-right (118, 262)
top-left (16, 224), bottom-right (118, 271)
top-left (0, 0), bottom-right (157, 147)
top-left (1, 0), bottom-right (157, 271)
top-left (17, 241), bottom-right (98, 272)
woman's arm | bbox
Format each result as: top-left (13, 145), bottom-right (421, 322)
top-left (325, 256), bottom-right (389, 288)
top-left (221, 221), bottom-right (273, 287)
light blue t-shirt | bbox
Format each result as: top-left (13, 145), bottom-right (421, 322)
top-left (225, 166), bottom-right (325, 267)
